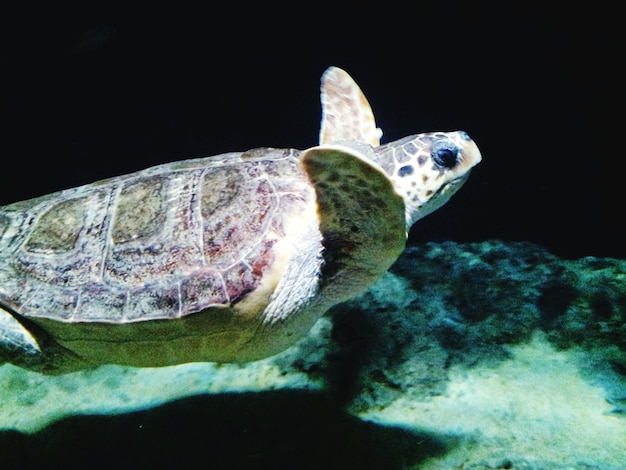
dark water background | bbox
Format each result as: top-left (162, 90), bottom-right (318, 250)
top-left (1, 3), bottom-right (621, 259)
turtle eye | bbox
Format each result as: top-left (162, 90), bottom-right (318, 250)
top-left (431, 142), bottom-right (459, 169)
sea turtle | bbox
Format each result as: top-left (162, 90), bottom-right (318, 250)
top-left (0, 67), bottom-right (481, 374)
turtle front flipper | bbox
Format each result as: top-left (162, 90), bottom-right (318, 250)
top-left (302, 144), bottom-right (406, 303)
top-left (319, 67), bottom-right (383, 147)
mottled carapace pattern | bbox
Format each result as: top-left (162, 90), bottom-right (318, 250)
top-left (0, 149), bottom-right (314, 323)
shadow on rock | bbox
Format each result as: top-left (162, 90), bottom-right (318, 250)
top-left (0, 389), bottom-right (451, 470)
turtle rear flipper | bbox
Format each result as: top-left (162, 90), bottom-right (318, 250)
top-left (0, 306), bottom-right (42, 355)
top-left (0, 306), bottom-right (85, 373)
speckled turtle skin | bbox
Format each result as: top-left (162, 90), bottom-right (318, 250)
top-left (0, 67), bottom-right (481, 373)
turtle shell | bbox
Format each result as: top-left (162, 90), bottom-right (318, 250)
top-left (0, 148), bottom-right (324, 365)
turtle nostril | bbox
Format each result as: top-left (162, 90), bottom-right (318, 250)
top-left (458, 131), bottom-right (471, 141)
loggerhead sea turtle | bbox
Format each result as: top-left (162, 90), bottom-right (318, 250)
top-left (0, 67), bottom-right (481, 374)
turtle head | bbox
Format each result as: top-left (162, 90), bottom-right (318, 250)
top-left (373, 131), bottom-right (482, 229)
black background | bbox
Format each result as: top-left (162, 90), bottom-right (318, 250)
top-left (1, 3), bottom-right (622, 259)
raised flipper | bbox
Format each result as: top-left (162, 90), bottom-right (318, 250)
top-left (319, 66), bottom-right (383, 147)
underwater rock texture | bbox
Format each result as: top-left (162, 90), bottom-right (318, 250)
top-left (1, 240), bottom-right (625, 469)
